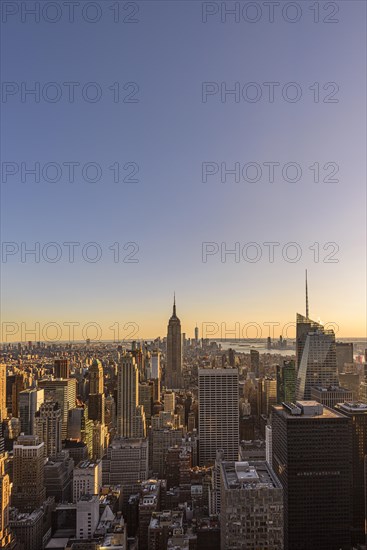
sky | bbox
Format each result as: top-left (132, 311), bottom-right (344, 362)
top-left (1, 0), bottom-right (366, 342)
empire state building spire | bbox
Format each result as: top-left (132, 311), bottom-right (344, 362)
top-left (166, 295), bottom-right (182, 389)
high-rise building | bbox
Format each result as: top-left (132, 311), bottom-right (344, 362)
top-left (276, 360), bottom-right (296, 403)
top-left (54, 358), bottom-right (70, 379)
top-left (18, 388), bottom-right (44, 435)
top-left (272, 401), bottom-right (352, 550)
top-left (198, 367), bottom-right (239, 465)
top-left (34, 400), bottom-right (62, 457)
top-left (335, 402), bottom-right (367, 545)
top-left (163, 390), bottom-right (175, 413)
top-left (0, 365), bottom-right (7, 422)
top-left (261, 377), bottom-right (277, 416)
top-left (88, 358), bottom-right (104, 394)
top-left (166, 296), bottom-right (182, 389)
top-left (295, 315), bottom-right (338, 400)
top-left (310, 385), bottom-right (354, 409)
top-left (220, 461), bottom-right (283, 549)
top-left (73, 459), bottom-right (102, 502)
top-left (336, 342), bottom-right (354, 374)
top-left (38, 378), bottom-right (77, 439)
top-left (0, 453), bottom-right (15, 549)
top-left (195, 325), bottom-right (199, 343)
top-left (102, 438), bottom-right (148, 507)
top-left (44, 451), bottom-right (74, 503)
top-left (12, 434), bottom-right (46, 512)
top-left (76, 494), bottom-right (99, 539)
top-left (117, 354), bottom-right (146, 438)
top-left (250, 349), bottom-right (260, 377)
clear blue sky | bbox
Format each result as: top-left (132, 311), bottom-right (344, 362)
top-left (1, 1), bottom-right (366, 340)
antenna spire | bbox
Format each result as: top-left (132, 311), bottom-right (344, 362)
top-left (173, 292), bottom-right (176, 316)
top-left (306, 269), bottom-right (309, 319)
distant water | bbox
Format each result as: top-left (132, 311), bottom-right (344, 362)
top-left (218, 341), bottom-right (295, 355)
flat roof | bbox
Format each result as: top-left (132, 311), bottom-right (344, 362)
top-left (221, 461), bottom-right (281, 490)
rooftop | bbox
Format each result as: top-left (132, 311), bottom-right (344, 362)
top-left (221, 461), bottom-right (281, 491)
top-left (336, 402), bottom-right (367, 414)
top-left (274, 401), bottom-right (345, 419)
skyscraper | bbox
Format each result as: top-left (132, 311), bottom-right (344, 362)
top-left (295, 315), bottom-right (338, 400)
top-left (276, 360), bottom-right (296, 403)
top-left (335, 342), bottom-right (354, 374)
top-left (295, 273), bottom-right (338, 399)
top-left (39, 378), bottom-right (77, 439)
top-left (88, 358), bottom-right (104, 394)
top-left (54, 358), bottom-right (70, 379)
top-left (220, 461), bottom-right (283, 549)
top-left (88, 358), bottom-right (105, 423)
top-left (117, 354), bottom-right (146, 438)
top-left (166, 295), bottom-right (182, 389)
top-left (198, 367), bottom-right (239, 465)
top-left (0, 453), bottom-right (15, 549)
top-left (18, 388), bottom-right (44, 435)
top-left (0, 365), bottom-right (6, 422)
top-left (335, 402), bottom-right (367, 545)
top-left (272, 401), bottom-right (352, 550)
top-left (34, 401), bottom-right (62, 457)
top-left (12, 434), bottom-right (46, 512)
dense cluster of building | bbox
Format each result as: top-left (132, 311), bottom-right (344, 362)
top-left (0, 296), bottom-right (367, 549)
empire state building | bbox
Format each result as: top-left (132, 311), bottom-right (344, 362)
top-left (166, 296), bottom-right (182, 389)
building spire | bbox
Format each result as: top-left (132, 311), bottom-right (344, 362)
top-left (306, 269), bottom-right (309, 320)
top-left (173, 292), bottom-right (176, 317)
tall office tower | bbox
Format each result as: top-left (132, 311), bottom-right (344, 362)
top-left (311, 385), bottom-right (354, 409)
top-left (102, 438), bottom-right (148, 507)
top-left (198, 367), bottom-right (239, 465)
top-left (139, 382), bottom-right (154, 423)
top-left (0, 364), bottom-right (6, 422)
top-left (150, 350), bottom-right (161, 380)
top-left (44, 451), bottom-right (74, 503)
top-left (67, 406), bottom-right (93, 457)
top-left (18, 388), bottom-right (44, 435)
top-left (335, 402), bottom-right (367, 545)
top-left (336, 342), bottom-right (354, 374)
top-left (220, 461), bottom-right (283, 549)
top-left (73, 459), bottom-right (102, 502)
top-left (360, 364), bottom-right (367, 404)
top-left (54, 358), bottom-right (70, 379)
top-left (295, 317), bottom-right (338, 400)
top-left (76, 494), bottom-right (99, 539)
top-left (117, 355), bottom-right (146, 438)
top-left (166, 296), bottom-right (182, 389)
top-left (88, 359), bottom-right (105, 424)
top-left (88, 358), bottom-right (104, 394)
top-left (265, 424), bottom-right (272, 467)
top-left (272, 401), bottom-right (352, 550)
top-left (88, 393), bottom-right (105, 424)
top-left (12, 434), bottom-right (46, 512)
top-left (276, 360), bottom-right (296, 403)
top-left (262, 377), bottom-right (277, 416)
top-left (195, 324), bottom-right (199, 343)
top-left (11, 373), bottom-right (26, 418)
top-left (163, 390), bottom-right (175, 413)
top-left (39, 378), bottom-right (77, 439)
top-left (0, 453), bottom-right (15, 549)
top-left (250, 349), bottom-right (260, 377)
top-left (228, 348), bottom-right (235, 367)
top-left (151, 424), bottom-right (184, 477)
top-left (34, 401), bottom-right (62, 457)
